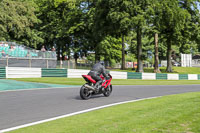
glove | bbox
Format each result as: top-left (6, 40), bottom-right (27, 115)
top-left (106, 76), bottom-right (110, 80)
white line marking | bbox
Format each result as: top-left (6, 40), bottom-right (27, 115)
top-left (0, 96), bottom-right (161, 133)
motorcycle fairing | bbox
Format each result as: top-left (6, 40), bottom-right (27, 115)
top-left (82, 75), bottom-right (96, 84)
top-left (102, 78), bottom-right (111, 88)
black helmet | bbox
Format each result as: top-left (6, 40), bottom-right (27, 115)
top-left (99, 61), bottom-right (104, 66)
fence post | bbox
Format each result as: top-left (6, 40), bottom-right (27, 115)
top-left (6, 57), bottom-right (8, 67)
top-left (68, 60), bottom-right (70, 69)
top-left (47, 59), bottom-right (49, 68)
top-left (29, 59), bottom-right (31, 68)
top-left (60, 60), bottom-right (63, 68)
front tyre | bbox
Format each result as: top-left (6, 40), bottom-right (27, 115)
top-left (103, 84), bottom-right (112, 97)
top-left (80, 85), bottom-right (91, 100)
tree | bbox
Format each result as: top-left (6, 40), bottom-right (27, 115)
top-left (35, 0), bottom-right (73, 50)
top-left (35, 0), bottom-right (87, 62)
top-left (152, 0), bottom-right (191, 72)
top-left (98, 36), bottom-right (122, 67)
top-left (93, 0), bottom-right (154, 71)
top-left (178, 0), bottom-right (200, 55)
top-left (0, 0), bottom-right (43, 47)
top-left (130, 0), bottom-right (155, 72)
top-left (93, 0), bottom-right (133, 69)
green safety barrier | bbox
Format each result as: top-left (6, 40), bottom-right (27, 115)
top-left (179, 74), bottom-right (188, 80)
top-left (42, 68), bottom-right (67, 77)
top-left (127, 72), bottom-right (142, 79)
top-left (0, 67), bottom-right (6, 79)
top-left (156, 73), bottom-right (167, 80)
top-left (198, 74), bottom-right (200, 80)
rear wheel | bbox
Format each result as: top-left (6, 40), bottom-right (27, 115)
top-left (80, 85), bottom-right (91, 100)
top-left (103, 84), bottom-right (112, 97)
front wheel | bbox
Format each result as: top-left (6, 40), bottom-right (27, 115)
top-left (103, 84), bottom-right (112, 97)
top-left (80, 85), bottom-right (91, 100)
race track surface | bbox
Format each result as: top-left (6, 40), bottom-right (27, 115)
top-left (1, 85), bottom-right (200, 130)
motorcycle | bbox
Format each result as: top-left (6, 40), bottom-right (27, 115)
top-left (80, 74), bottom-right (112, 100)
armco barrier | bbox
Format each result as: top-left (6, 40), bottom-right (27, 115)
top-left (6, 67), bottom-right (41, 78)
top-left (42, 68), bottom-right (67, 77)
top-left (142, 73), bottom-right (156, 80)
top-left (179, 74), bottom-right (188, 80)
top-left (67, 69), bottom-right (90, 78)
top-left (2, 67), bottom-right (200, 80)
top-left (110, 71), bottom-right (127, 79)
top-left (127, 72), bottom-right (142, 79)
top-left (0, 67), bottom-right (6, 79)
top-left (188, 74), bottom-right (198, 80)
top-left (156, 73), bottom-right (167, 80)
top-left (167, 74), bottom-right (179, 80)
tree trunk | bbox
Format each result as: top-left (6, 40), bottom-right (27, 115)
top-left (67, 43), bottom-right (70, 60)
top-left (136, 26), bottom-right (143, 72)
top-left (57, 44), bottom-right (61, 60)
top-left (154, 33), bottom-right (161, 73)
top-left (95, 46), bottom-right (100, 63)
top-left (121, 35), bottom-right (125, 70)
top-left (75, 56), bottom-right (78, 69)
top-left (166, 38), bottom-right (173, 72)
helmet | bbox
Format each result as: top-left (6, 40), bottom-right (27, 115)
top-left (99, 61), bottom-right (104, 66)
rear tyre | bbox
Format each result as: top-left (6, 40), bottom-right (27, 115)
top-left (80, 85), bottom-right (91, 100)
top-left (103, 84), bottom-right (112, 97)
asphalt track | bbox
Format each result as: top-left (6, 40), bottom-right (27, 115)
top-left (1, 84), bottom-right (200, 131)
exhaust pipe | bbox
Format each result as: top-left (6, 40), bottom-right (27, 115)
top-left (84, 84), bottom-right (95, 91)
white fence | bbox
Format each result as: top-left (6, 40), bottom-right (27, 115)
top-left (181, 54), bottom-right (192, 67)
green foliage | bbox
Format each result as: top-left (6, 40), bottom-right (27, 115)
top-left (99, 36), bottom-right (122, 63)
top-left (94, 0), bottom-right (133, 37)
top-left (148, 0), bottom-right (199, 72)
top-left (126, 53), bottom-right (136, 62)
top-left (127, 31), bottom-right (154, 62)
top-left (0, 0), bottom-right (200, 69)
top-left (0, 0), bottom-right (43, 47)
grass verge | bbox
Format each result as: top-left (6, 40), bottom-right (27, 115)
top-left (13, 77), bottom-right (200, 85)
top-left (8, 92), bottom-right (200, 133)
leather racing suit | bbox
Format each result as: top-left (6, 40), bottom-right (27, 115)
top-left (88, 62), bottom-right (108, 88)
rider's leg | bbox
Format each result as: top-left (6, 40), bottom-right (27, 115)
top-left (93, 76), bottom-right (102, 89)
top-left (95, 80), bottom-right (102, 88)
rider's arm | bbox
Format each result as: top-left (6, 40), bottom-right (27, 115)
top-left (101, 66), bottom-right (108, 78)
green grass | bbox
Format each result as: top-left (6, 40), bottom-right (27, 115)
top-left (112, 67), bottom-right (200, 74)
top-left (12, 77), bottom-right (200, 85)
top-left (8, 92), bottom-right (200, 133)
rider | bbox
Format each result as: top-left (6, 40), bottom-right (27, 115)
top-left (88, 61), bottom-right (109, 89)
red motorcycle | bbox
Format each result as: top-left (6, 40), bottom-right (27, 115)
top-left (80, 74), bottom-right (112, 100)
